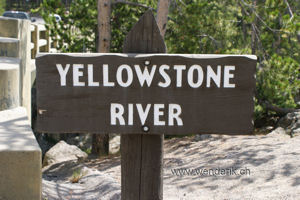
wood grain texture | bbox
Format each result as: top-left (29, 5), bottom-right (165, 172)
top-left (97, 0), bottom-right (111, 52)
top-left (121, 134), bottom-right (163, 200)
top-left (36, 54), bottom-right (256, 135)
top-left (123, 10), bottom-right (166, 53)
top-left (121, 10), bottom-right (164, 200)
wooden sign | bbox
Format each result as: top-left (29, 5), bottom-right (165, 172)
top-left (36, 53), bottom-right (256, 135)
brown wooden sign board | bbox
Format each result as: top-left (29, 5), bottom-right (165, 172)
top-left (36, 53), bottom-right (256, 135)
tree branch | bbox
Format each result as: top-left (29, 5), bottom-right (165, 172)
top-left (198, 34), bottom-right (220, 47)
top-left (256, 91), bottom-right (299, 116)
top-left (252, 24), bottom-right (268, 61)
top-left (240, 0), bottom-right (282, 33)
top-left (284, 0), bottom-right (294, 20)
top-left (263, 101), bottom-right (299, 116)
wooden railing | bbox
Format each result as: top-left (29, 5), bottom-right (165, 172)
top-left (30, 23), bottom-right (56, 59)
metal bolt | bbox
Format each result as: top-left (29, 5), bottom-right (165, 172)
top-left (142, 125), bottom-right (150, 132)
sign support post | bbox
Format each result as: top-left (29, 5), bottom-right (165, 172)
top-left (36, 9), bottom-right (256, 200)
top-left (121, 10), bottom-right (165, 200)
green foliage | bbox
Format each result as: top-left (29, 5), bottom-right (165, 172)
top-left (32, 0), bottom-right (98, 52)
top-left (33, 0), bottom-right (156, 53)
top-left (0, 0), bottom-right (5, 15)
top-left (83, 147), bottom-right (92, 155)
top-left (166, 0), bottom-right (240, 54)
top-left (257, 55), bottom-right (300, 108)
top-left (70, 168), bottom-right (86, 183)
top-left (165, 0), bottom-right (300, 123)
top-left (110, 3), bottom-right (148, 52)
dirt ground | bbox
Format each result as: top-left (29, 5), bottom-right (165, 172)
top-left (43, 133), bottom-right (300, 200)
top-left (86, 134), bottom-right (300, 200)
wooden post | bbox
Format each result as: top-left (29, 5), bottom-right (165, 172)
top-left (121, 10), bottom-right (166, 200)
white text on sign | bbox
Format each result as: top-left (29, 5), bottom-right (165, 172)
top-left (56, 63), bottom-right (236, 88)
top-left (110, 103), bottom-right (183, 126)
top-left (55, 63), bottom-right (237, 127)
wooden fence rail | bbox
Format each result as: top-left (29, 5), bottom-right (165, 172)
top-left (30, 23), bottom-right (56, 59)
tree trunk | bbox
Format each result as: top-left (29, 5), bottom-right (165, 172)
top-left (251, 0), bottom-right (257, 55)
top-left (156, 0), bottom-right (170, 37)
top-left (239, 2), bottom-right (248, 43)
top-left (97, 0), bottom-right (111, 52)
top-left (92, 134), bottom-right (109, 155)
top-left (92, 0), bottom-right (112, 157)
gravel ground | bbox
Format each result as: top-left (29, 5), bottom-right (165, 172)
top-left (163, 134), bottom-right (300, 200)
top-left (43, 133), bottom-right (300, 200)
top-left (43, 161), bottom-right (120, 200)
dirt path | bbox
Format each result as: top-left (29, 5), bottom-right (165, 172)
top-left (162, 134), bottom-right (300, 199)
top-left (44, 133), bottom-right (300, 200)
top-left (86, 134), bottom-right (300, 200)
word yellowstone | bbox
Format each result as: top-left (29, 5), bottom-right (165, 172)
top-left (56, 63), bottom-right (236, 88)
top-left (36, 53), bottom-right (256, 135)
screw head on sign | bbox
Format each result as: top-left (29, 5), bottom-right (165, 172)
top-left (142, 125), bottom-right (150, 133)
